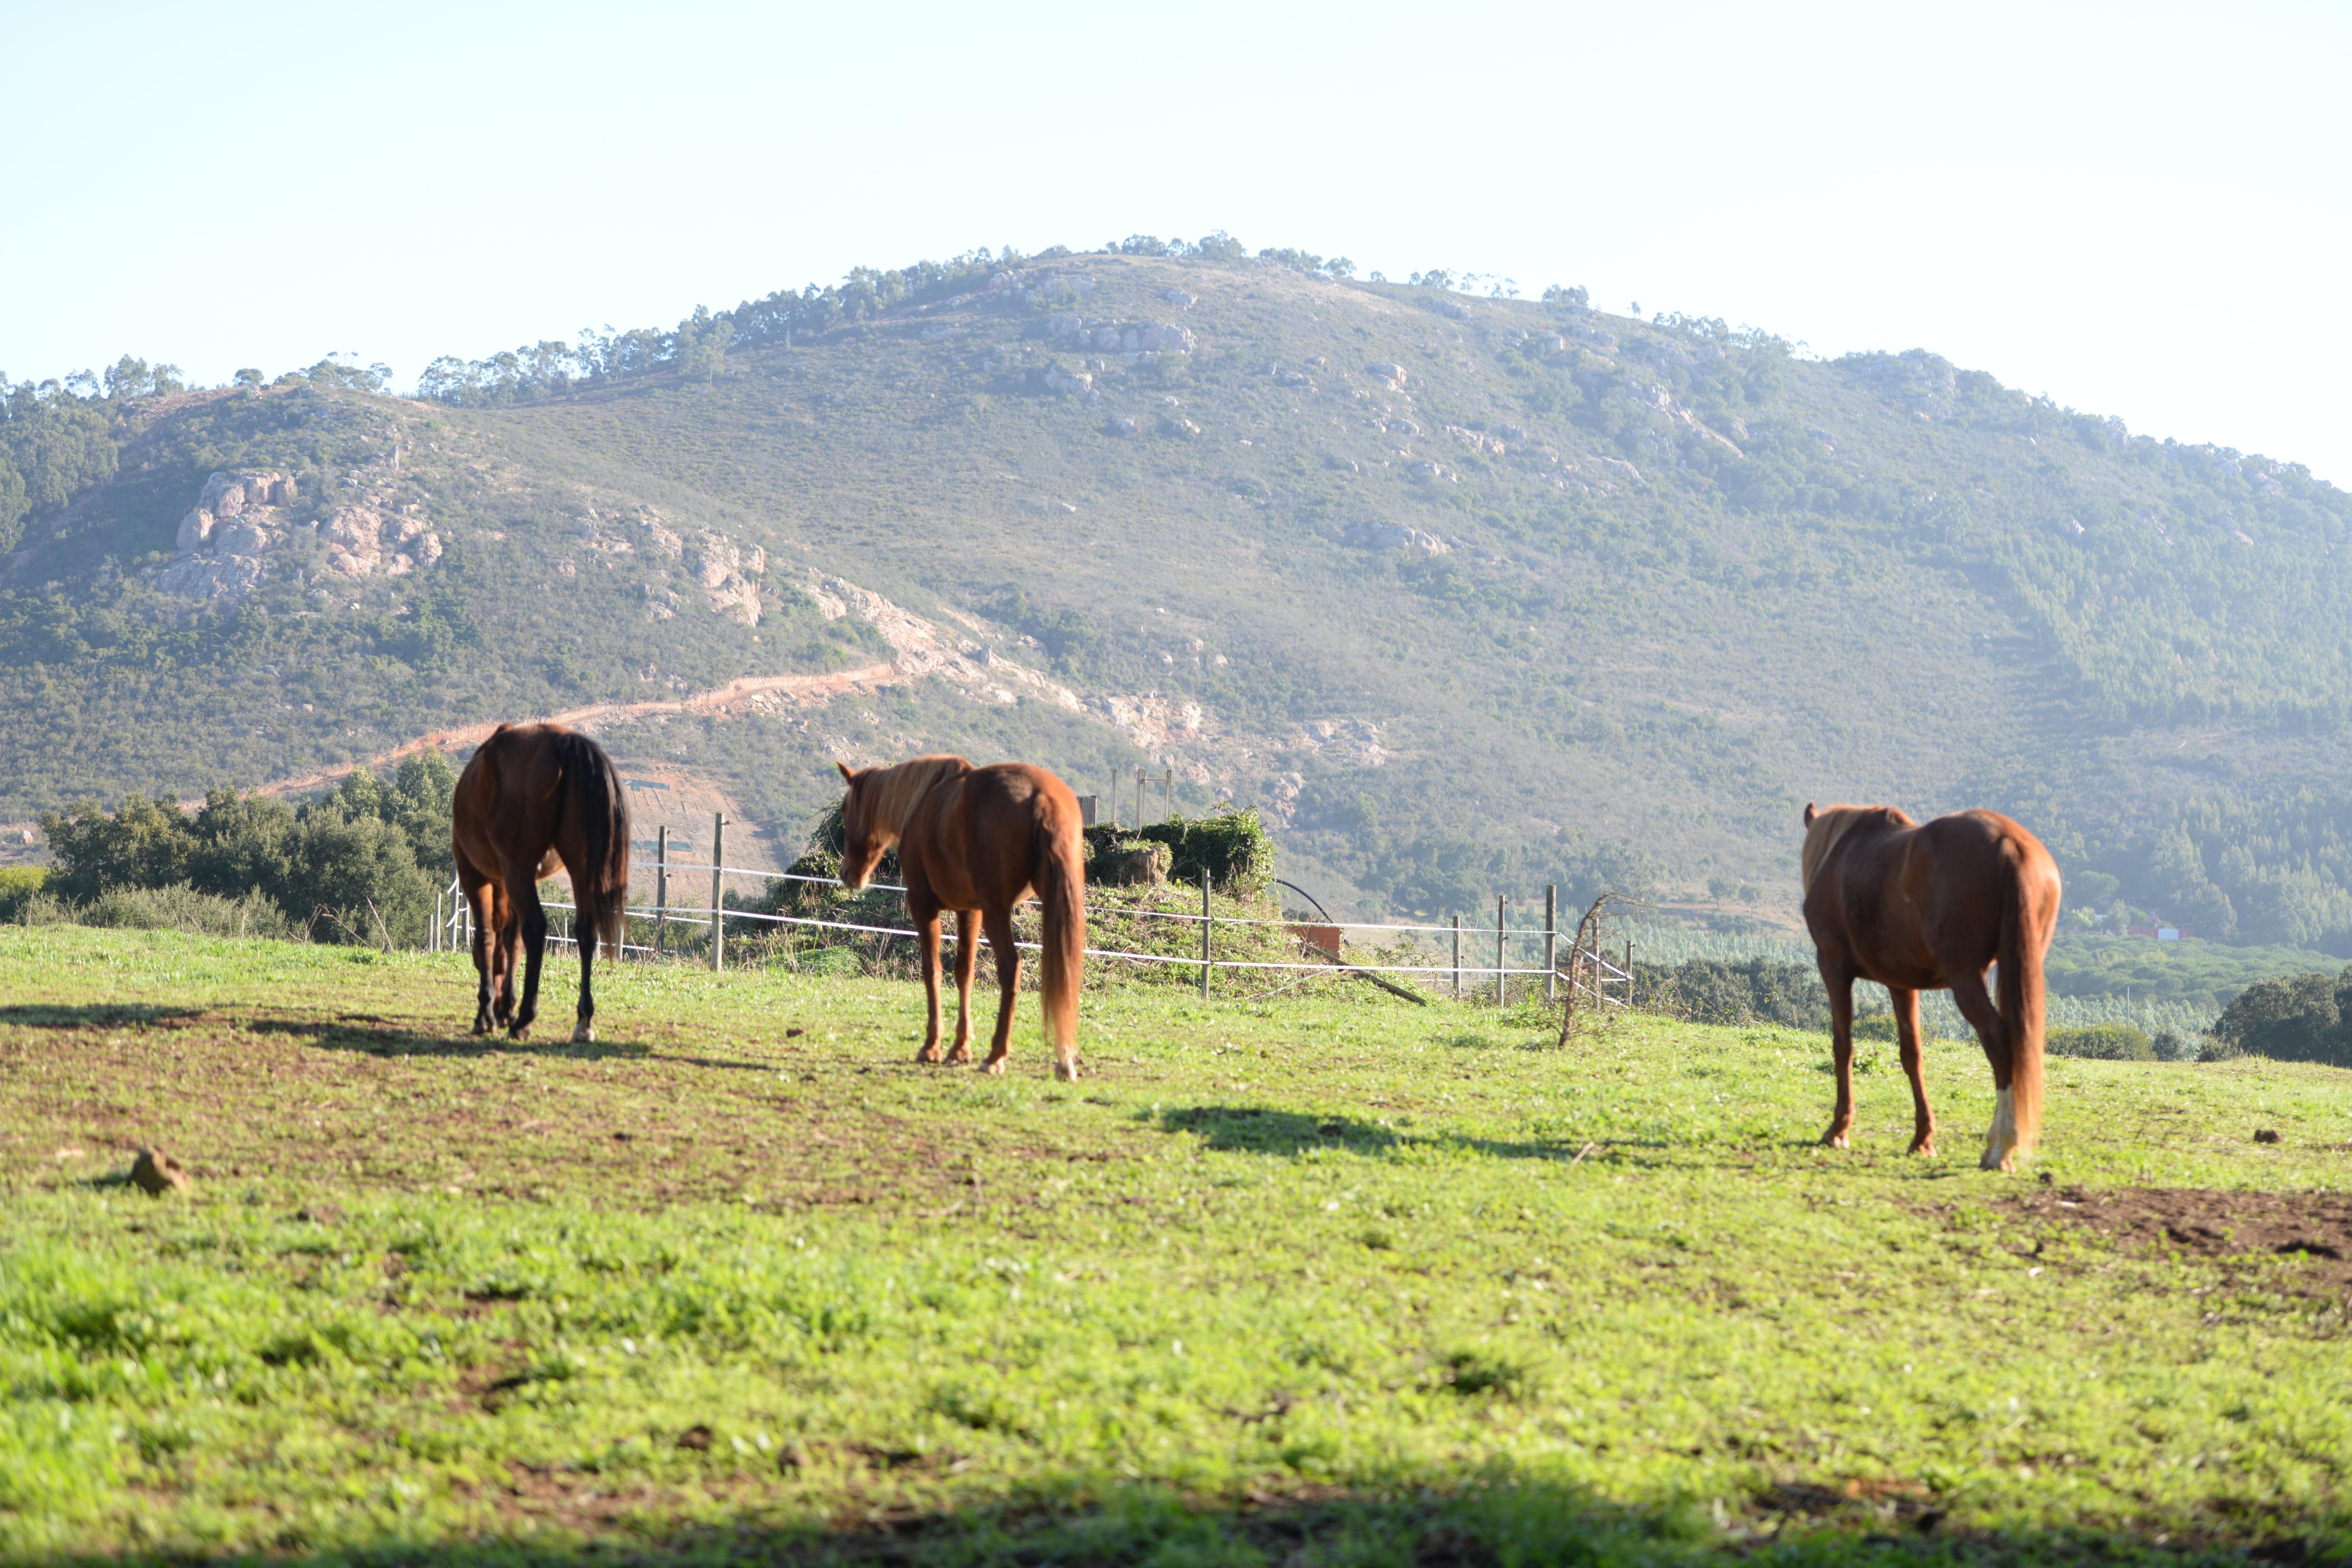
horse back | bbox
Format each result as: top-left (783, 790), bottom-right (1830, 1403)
top-left (901, 762), bottom-right (1077, 909)
top-left (452, 725), bottom-right (628, 895)
top-left (1807, 807), bottom-right (2058, 985)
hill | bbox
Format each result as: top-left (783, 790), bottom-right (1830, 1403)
top-left (8, 240), bottom-right (2352, 949)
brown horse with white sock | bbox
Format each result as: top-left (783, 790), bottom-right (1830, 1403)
top-left (834, 755), bottom-right (1087, 1079)
top-left (1800, 803), bottom-right (2062, 1171)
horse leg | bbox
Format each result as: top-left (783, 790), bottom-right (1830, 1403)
top-left (1890, 986), bottom-right (1936, 1155)
top-left (979, 905), bottom-right (1022, 1075)
top-left (507, 874), bottom-right (548, 1042)
top-left (1949, 967), bottom-right (2016, 1171)
top-left (947, 909), bottom-right (977, 1064)
top-left (462, 867), bottom-right (498, 1034)
top-left (914, 909), bottom-right (946, 1064)
top-left (1821, 970), bottom-right (1857, 1149)
top-left (571, 890), bottom-right (598, 1045)
top-left (492, 885), bottom-right (519, 1027)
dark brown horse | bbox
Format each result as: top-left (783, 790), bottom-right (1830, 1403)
top-left (1800, 803), bottom-right (2062, 1171)
top-left (835, 755), bottom-right (1086, 1079)
top-left (451, 724), bottom-right (630, 1042)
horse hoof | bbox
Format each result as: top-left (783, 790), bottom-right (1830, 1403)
top-left (1054, 1059), bottom-right (1080, 1082)
top-left (572, 1023), bottom-right (595, 1044)
top-left (915, 1048), bottom-right (942, 1064)
top-left (1821, 1131), bottom-right (1850, 1150)
top-left (947, 1049), bottom-right (972, 1065)
top-left (982, 1058), bottom-right (1007, 1076)
top-left (509, 1026), bottom-right (531, 1044)
top-left (1910, 1140), bottom-right (1937, 1157)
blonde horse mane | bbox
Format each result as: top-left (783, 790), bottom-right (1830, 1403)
top-left (1801, 803), bottom-right (1914, 889)
top-left (859, 754), bottom-right (972, 836)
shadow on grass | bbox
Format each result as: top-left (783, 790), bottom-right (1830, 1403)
top-left (36, 1480), bottom-right (2335, 1567)
top-left (249, 1014), bottom-right (656, 1062)
top-left (0, 1002), bottom-right (203, 1029)
top-left (1152, 1104), bottom-right (1656, 1165)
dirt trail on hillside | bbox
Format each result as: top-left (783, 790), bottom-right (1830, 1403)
top-left (247, 660), bottom-right (904, 801)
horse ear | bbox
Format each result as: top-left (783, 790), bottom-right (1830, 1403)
top-left (1803, 802), bottom-right (1817, 826)
top-left (836, 761), bottom-right (855, 784)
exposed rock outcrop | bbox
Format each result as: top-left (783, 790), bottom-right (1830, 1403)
top-left (693, 533), bottom-right (766, 624)
top-left (1344, 521), bottom-right (1451, 555)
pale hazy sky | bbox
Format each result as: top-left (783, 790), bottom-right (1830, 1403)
top-left (5, 2), bottom-right (2347, 479)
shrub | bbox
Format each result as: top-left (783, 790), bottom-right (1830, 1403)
top-left (0, 866), bottom-right (45, 922)
top-left (79, 884), bottom-right (291, 940)
top-left (2047, 1023), bottom-right (2155, 1061)
top-left (1096, 810), bottom-right (1275, 897)
top-left (2209, 967), bottom-right (2352, 1067)
top-left (1633, 958), bottom-right (1827, 1030)
top-left (35, 759), bottom-right (456, 946)
top-left (1091, 838), bottom-right (1170, 887)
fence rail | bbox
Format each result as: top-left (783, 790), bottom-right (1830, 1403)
top-left (431, 849), bottom-right (1632, 1009)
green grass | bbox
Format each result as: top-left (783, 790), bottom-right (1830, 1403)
top-left (2, 925), bottom-right (2349, 1565)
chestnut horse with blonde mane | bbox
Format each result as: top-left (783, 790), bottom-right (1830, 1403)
top-left (1800, 803), bottom-right (2062, 1171)
top-left (835, 755), bottom-right (1087, 1079)
top-left (451, 724), bottom-right (631, 1043)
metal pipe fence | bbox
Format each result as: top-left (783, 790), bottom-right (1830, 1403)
top-left (433, 857), bottom-right (1633, 1008)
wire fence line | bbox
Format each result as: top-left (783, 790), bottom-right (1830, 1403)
top-left (430, 859), bottom-right (1633, 1005)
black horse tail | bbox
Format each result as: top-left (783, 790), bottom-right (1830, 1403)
top-left (553, 731), bottom-right (630, 958)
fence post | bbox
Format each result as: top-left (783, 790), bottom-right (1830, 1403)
top-left (1138, 767), bottom-right (1148, 829)
top-left (655, 825), bottom-right (669, 957)
top-left (1544, 886), bottom-right (1557, 1003)
top-left (1162, 767), bottom-right (1173, 823)
top-left (1495, 896), bottom-right (1506, 1008)
top-left (1198, 869), bottom-right (1211, 1001)
top-left (709, 812), bottom-right (726, 972)
top-left (1451, 914), bottom-right (1461, 998)
top-left (1623, 937), bottom-right (1634, 1007)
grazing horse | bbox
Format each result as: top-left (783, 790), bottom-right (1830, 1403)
top-left (835, 755), bottom-right (1086, 1079)
top-left (451, 724), bottom-right (630, 1042)
top-left (1800, 803), bottom-right (2062, 1171)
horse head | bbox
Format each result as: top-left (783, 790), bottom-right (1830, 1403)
top-left (835, 761), bottom-right (895, 892)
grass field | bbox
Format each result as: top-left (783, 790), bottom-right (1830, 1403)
top-left (2, 926), bottom-right (2348, 1566)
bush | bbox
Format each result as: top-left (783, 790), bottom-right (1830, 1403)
top-left (35, 755), bottom-right (457, 947)
top-left (1089, 810), bottom-right (1274, 897)
top-left (1091, 838), bottom-right (1170, 887)
top-left (2209, 966), bottom-right (2352, 1067)
top-left (79, 884), bottom-right (291, 939)
top-left (2047, 1023), bottom-right (2156, 1061)
top-left (1633, 958), bottom-right (1827, 1029)
top-left (0, 865), bottom-right (45, 922)
top-left (2151, 1028), bottom-right (2201, 1062)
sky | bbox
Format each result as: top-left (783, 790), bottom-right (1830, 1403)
top-left (4, 1), bottom-right (2347, 479)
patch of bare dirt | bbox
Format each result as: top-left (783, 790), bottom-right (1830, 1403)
top-left (2007, 1186), bottom-right (2352, 1295)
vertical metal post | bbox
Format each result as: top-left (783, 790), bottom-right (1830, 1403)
top-left (1162, 767), bottom-right (1173, 822)
top-left (1198, 869), bottom-right (1211, 1001)
top-left (709, 812), bottom-right (726, 972)
top-left (432, 889), bottom-right (442, 953)
top-left (1495, 896), bottom-right (1506, 1008)
top-left (1137, 767), bottom-right (1148, 828)
top-left (655, 825), bottom-right (669, 956)
top-left (1544, 885), bottom-right (1558, 1003)
top-left (1107, 780), bottom-right (1117, 831)
top-left (1624, 937), bottom-right (1634, 1008)
top-left (1450, 915), bottom-right (1461, 998)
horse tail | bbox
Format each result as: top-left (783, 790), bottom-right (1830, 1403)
top-left (1997, 847), bottom-right (2047, 1162)
top-left (1034, 800), bottom-right (1087, 1077)
top-left (553, 731), bottom-right (630, 958)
